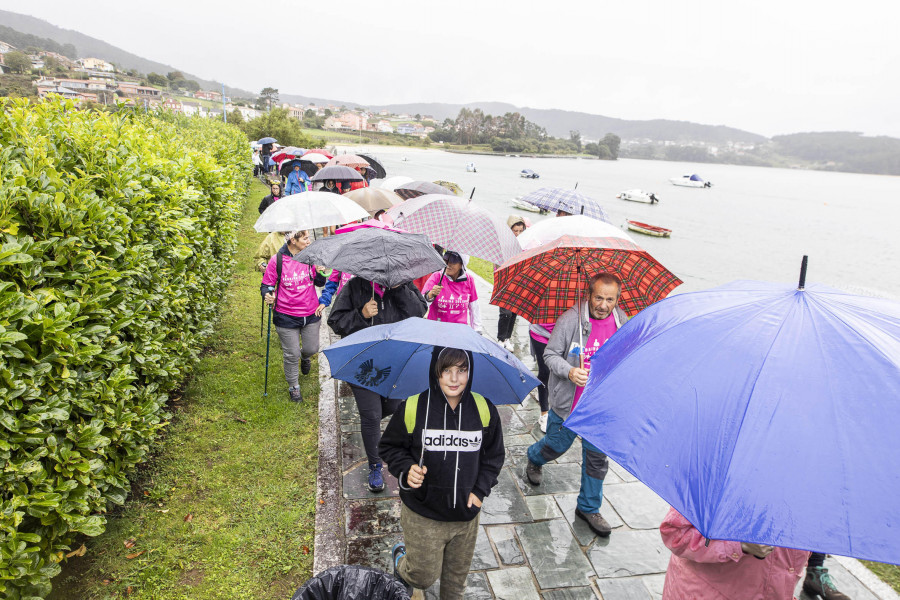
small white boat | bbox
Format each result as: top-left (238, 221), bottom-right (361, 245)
top-left (617, 189), bottom-right (659, 204)
top-left (511, 197), bottom-right (547, 214)
top-left (625, 220), bottom-right (672, 238)
top-left (670, 174), bottom-right (711, 188)
top-left (466, 162), bottom-right (477, 172)
top-left (520, 169), bottom-right (540, 179)
top-left (401, 157), bottom-right (409, 162)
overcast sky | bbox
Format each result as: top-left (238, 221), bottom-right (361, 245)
top-left (4, 0), bottom-right (899, 137)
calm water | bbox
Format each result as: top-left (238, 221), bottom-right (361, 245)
top-left (338, 145), bottom-right (900, 298)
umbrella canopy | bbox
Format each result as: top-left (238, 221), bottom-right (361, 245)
top-left (310, 165), bottom-right (364, 182)
top-left (257, 137), bottom-right (277, 144)
top-left (491, 234), bottom-right (681, 321)
top-left (323, 318), bottom-right (539, 402)
top-left (394, 180), bottom-right (454, 200)
top-left (326, 154), bottom-right (370, 168)
top-left (357, 153), bottom-right (387, 179)
top-left (379, 176), bottom-right (414, 192)
top-left (343, 187), bottom-right (403, 216)
top-left (519, 188), bottom-right (610, 223)
top-left (253, 191), bottom-right (369, 232)
top-left (305, 149), bottom-right (334, 159)
top-left (272, 146), bottom-right (305, 163)
top-left (299, 152), bottom-right (330, 164)
top-left (292, 227), bottom-right (445, 288)
top-left (433, 180), bottom-right (463, 196)
top-left (516, 215), bottom-right (635, 250)
top-left (386, 194), bottom-right (522, 265)
top-left (565, 279), bottom-right (900, 564)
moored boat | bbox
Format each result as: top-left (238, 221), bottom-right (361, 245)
top-left (520, 169), bottom-right (540, 179)
top-left (466, 162), bottom-right (477, 172)
top-left (511, 196), bottom-right (547, 214)
top-left (670, 174), bottom-right (711, 187)
top-left (617, 189), bottom-right (659, 204)
top-left (625, 220), bottom-right (672, 237)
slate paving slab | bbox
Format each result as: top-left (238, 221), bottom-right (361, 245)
top-left (525, 495), bottom-right (563, 521)
top-left (345, 531), bottom-right (403, 572)
top-left (602, 482), bottom-right (669, 530)
top-left (639, 574), bottom-right (665, 599)
top-left (796, 561), bottom-right (879, 600)
top-left (517, 519), bottom-right (596, 589)
top-left (472, 525), bottom-right (500, 570)
top-left (497, 405), bottom-right (534, 436)
top-left (344, 498), bottom-right (401, 537)
top-left (588, 530), bottom-right (669, 578)
top-left (341, 431), bottom-right (366, 466)
top-left (423, 573), bottom-right (494, 600)
top-left (505, 444), bottom-right (530, 469)
top-left (608, 459), bottom-right (638, 483)
top-left (506, 433), bottom-right (540, 446)
top-left (488, 525), bottom-right (526, 565)
top-left (480, 468), bottom-right (534, 525)
top-left (541, 587), bottom-right (599, 600)
top-left (554, 493), bottom-right (624, 546)
top-left (487, 566), bottom-right (542, 600)
top-left (595, 577), bottom-right (653, 600)
top-left (516, 462), bottom-right (584, 496)
top-left (342, 461), bottom-right (399, 499)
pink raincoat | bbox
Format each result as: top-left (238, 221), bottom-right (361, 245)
top-left (660, 508), bottom-right (809, 600)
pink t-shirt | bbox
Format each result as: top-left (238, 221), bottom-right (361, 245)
top-left (262, 254), bottom-right (321, 317)
top-left (423, 271), bottom-right (477, 326)
top-left (328, 269), bottom-right (354, 296)
top-left (571, 314), bottom-right (617, 409)
top-left (529, 322), bottom-right (555, 345)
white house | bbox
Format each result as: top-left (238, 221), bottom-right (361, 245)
top-left (376, 120), bottom-right (394, 133)
top-left (77, 57), bottom-right (115, 72)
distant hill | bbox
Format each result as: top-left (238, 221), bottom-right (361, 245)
top-left (0, 23), bottom-right (76, 58)
top-left (772, 132), bottom-right (900, 175)
top-left (0, 10), bottom-right (255, 99)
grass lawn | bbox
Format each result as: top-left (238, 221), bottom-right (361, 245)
top-left (49, 179), bottom-right (321, 600)
top-left (864, 562), bottom-right (900, 593)
top-left (467, 256), bottom-right (495, 284)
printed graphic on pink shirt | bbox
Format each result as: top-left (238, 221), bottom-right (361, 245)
top-left (572, 314), bottom-right (617, 409)
top-left (424, 272), bottom-right (477, 326)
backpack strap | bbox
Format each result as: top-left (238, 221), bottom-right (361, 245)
top-left (404, 394), bottom-right (419, 434)
top-left (274, 252), bottom-right (283, 312)
top-left (472, 393), bottom-right (491, 428)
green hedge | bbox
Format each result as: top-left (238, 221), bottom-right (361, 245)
top-left (0, 98), bottom-right (249, 599)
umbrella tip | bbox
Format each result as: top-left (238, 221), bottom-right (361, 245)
top-left (798, 255), bottom-right (808, 290)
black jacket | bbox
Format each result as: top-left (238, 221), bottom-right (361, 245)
top-left (258, 193), bottom-right (281, 214)
top-left (379, 348), bottom-right (505, 522)
top-left (327, 277), bottom-right (427, 338)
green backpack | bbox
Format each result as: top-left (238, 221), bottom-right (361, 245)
top-left (404, 392), bottom-right (491, 433)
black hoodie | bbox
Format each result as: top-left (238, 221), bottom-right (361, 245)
top-left (378, 347), bottom-right (505, 522)
top-left (327, 277), bottom-right (427, 338)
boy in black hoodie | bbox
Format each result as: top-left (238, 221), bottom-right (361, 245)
top-left (379, 347), bottom-right (505, 599)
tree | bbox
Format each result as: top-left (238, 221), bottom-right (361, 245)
top-left (259, 87), bottom-right (279, 111)
top-left (414, 113), bottom-right (422, 121)
top-left (4, 51), bottom-right (31, 74)
top-left (182, 79), bottom-right (200, 92)
top-left (228, 109), bottom-right (244, 124)
top-left (167, 71), bottom-right (184, 82)
top-left (239, 108), bottom-right (324, 148)
top-left (147, 72), bottom-right (167, 87)
top-left (569, 130), bottom-right (582, 152)
top-left (602, 133), bottom-right (621, 159)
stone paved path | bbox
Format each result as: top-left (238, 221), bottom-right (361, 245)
top-left (315, 274), bottom-right (896, 599)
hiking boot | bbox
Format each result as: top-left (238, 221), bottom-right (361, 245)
top-left (301, 357), bottom-right (312, 375)
top-left (575, 508), bottom-right (612, 537)
top-left (391, 542), bottom-right (412, 594)
top-left (803, 566), bottom-right (851, 600)
top-left (525, 460), bottom-right (543, 485)
top-left (287, 386), bottom-right (303, 403)
top-left (367, 462), bottom-right (385, 493)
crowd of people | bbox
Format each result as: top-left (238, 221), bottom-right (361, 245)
top-left (254, 174), bottom-right (852, 600)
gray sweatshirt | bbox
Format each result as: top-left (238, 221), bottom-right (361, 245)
top-left (544, 301), bottom-right (627, 419)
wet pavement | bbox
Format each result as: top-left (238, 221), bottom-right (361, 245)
top-left (315, 274), bottom-right (896, 599)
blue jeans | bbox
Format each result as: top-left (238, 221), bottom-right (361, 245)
top-left (527, 409), bottom-right (609, 514)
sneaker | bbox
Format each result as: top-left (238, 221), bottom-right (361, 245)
top-left (391, 542), bottom-right (412, 594)
top-left (301, 357), bottom-right (312, 375)
top-left (287, 386), bottom-right (303, 403)
top-left (575, 508), bottom-right (612, 537)
top-left (538, 413), bottom-right (548, 433)
top-left (803, 566), bottom-right (851, 600)
top-left (525, 460), bottom-right (543, 485)
top-left (502, 339), bottom-right (514, 351)
top-left (367, 463), bottom-right (385, 493)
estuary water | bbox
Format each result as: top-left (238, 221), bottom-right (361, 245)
top-left (338, 145), bottom-right (900, 298)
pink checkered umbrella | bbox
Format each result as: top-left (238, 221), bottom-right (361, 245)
top-left (385, 194), bottom-right (522, 265)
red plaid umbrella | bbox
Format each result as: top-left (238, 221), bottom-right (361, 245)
top-left (491, 234), bottom-right (682, 320)
top-left (385, 194), bottom-right (521, 265)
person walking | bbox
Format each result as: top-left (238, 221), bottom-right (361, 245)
top-left (528, 321), bottom-right (554, 433)
top-left (523, 273), bottom-right (626, 537)
top-left (327, 276), bottom-right (427, 492)
top-left (660, 507), bottom-right (810, 599)
top-left (422, 251), bottom-right (482, 332)
top-left (285, 163), bottom-right (311, 195)
top-left (496, 215), bottom-right (527, 349)
top-left (380, 347), bottom-right (504, 599)
top-left (254, 231), bottom-right (286, 273)
top-left (258, 182), bottom-right (283, 214)
top-left (261, 230), bottom-right (336, 402)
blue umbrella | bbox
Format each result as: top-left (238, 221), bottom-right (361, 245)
top-left (258, 137), bottom-right (277, 144)
top-left (323, 318), bottom-right (540, 403)
top-left (565, 274), bottom-right (900, 564)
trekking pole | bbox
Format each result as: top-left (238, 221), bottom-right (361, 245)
top-left (263, 305), bottom-right (273, 397)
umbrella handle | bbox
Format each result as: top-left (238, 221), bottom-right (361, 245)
top-left (439, 266), bottom-right (446, 285)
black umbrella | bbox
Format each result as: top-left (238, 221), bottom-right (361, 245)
top-left (258, 137), bottom-right (277, 144)
top-left (357, 153), bottom-right (387, 179)
top-left (310, 165), bottom-right (364, 182)
top-left (292, 228), bottom-right (444, 288)
top-left (394, 180), bottom-right (453, 200)
top-left (281, 159), bottom-right (319, 179)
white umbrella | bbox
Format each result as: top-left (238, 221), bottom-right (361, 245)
top-left (379, 175), bottom-right (414, 191)
top-left (300, 152), bottom-right (329, 164)
top-left (516, 215), bottom-right (635, 250)
top-left (253, 192), bottom-right (369, 232)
